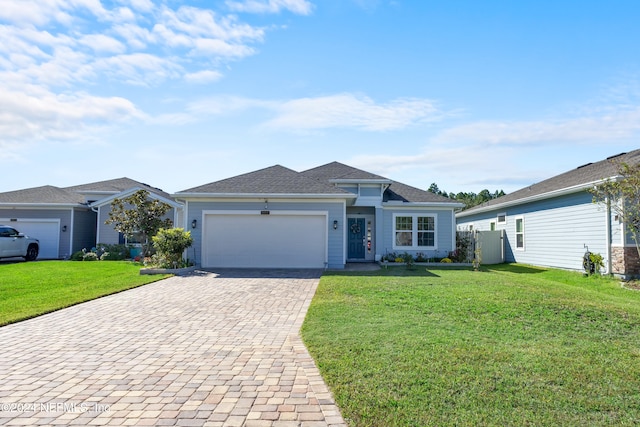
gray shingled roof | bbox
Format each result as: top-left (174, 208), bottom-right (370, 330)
top-left (302, 162), bottom-right (460, 204)
top-left (384, 180), bottom-right (461, 204)
top-left (0, 186), bottom-right (86, 204)
top-left (179, 165), bottom-right (353, 195)
top-left (301, 161), bottom-right (389, 181)
top-left (460, 149), bottom-right (640, 215)
top-left (65, 177), bottom-right (171, 198)
top-left (177, 161), bottom-right (462, 204)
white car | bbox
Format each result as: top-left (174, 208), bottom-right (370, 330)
top-left (0, 225), bottom-right (39, 261)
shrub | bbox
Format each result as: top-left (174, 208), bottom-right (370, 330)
top-left (583, 251), bottom-right (604, 275)
top-left (402, 252), bottom-right (415, 269)
top-left (151, 228), bottom-right (194, 269)
top-left (96, 243), bottom-right (128, 260)
top-left (440, 257), bottom-right (452, 263)
top-left (82, 252), bottom-right (99, 261)
top-left (415, 252), bottom-right (427, 262)
top-left (70, 251), bottom-right (85, 261)
top-left (383, 252), bottom-right (398, 262)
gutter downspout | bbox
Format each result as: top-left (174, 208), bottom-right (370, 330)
top-left (91, 205), bottom-right (100, 244)
top-left (69, 208), bottom-right (75, 259)
top-left (605, 196), bottom-right (612, 275)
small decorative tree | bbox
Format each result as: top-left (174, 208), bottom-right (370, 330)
top-left (105, 189), bottom-right (173, 257)
top-left (152, 228), bottom-right (194, 269)
top-left (589, 160), bottom-right (640, 269)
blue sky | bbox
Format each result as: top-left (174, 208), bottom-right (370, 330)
top-left (1, 0), bottom-right (640, 195)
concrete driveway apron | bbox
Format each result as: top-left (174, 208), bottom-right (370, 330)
top-left (0, 269), bottom-right (346, 427)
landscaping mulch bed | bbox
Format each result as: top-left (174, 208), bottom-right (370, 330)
top-left (623, 280), bottom-right (640, 290)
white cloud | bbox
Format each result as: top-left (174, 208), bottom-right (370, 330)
top-left (0, 0), bottom-right (310, 158)
top-left (127, 0), bottom-right (154, 13)
top-left (264, 94), bottom-right (445, 131)
top-left (186, 93), bottom-right (447, 131)
top-left (78, 34), bottom-right (127, 54)
top-left (92, 53), bottom-right (183, 86)
top-left (112, 23), bottom-right (153, 50)
top-left (187, 95), bottom-right (274, 115)
top-left (0, 86), bottom-right (144, 145)
top-left (0, 2), bottom-right (269, 93)
top-left (434, 107), bottom-right (640, 146)
top-left (159, 6), bottom-right (264, 42)
top-left (184, 70), bottom-right (224, 84)
top-left (226, 0), bottom-right (314, 15)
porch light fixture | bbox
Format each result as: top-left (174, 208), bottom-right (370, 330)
top-left (333, 220), bottom-right (338, 230)
top-left (191, 219), bottom-right (197, 229)
top-left (62, 225), bottom-right (67, 232)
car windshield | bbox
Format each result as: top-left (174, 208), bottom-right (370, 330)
top-left (0, 227), bottom-right (19, 237)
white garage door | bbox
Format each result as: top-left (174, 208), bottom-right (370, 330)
top-left (1, 220), bottom-right (59, 259)
top-left (203, 213), bottom-right (327, 268)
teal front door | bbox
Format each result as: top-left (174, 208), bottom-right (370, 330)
top-left (348, 218), bottom-right (366, 259)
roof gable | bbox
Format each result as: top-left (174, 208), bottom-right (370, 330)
top-left (65, 177), bottom-right (171, 198)
top-left (302, 162), bottom-right (459, 204)
top-left (178, 165), bottom-right (351, 195)
top-left (460, 149), bottom-right (640, 215)
top-left (301, 161), bottom-right (388, 182)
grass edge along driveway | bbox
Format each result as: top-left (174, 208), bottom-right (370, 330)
top-left (0, 261), bottom-right (169, 326)
top-left (302, 264), bottom-right (640, 427)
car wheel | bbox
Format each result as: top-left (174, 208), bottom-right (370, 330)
top-left (25, 244), bottom-right (38, 261)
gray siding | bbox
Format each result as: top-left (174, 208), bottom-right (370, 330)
top-left (360, 186), bottom-right (381, 197)
top-left (0, 208), bottom-right (71, 258)
top-left (98, 205), bottom-right (120, 245)
top-left (381, 208), bottom-right (456, 259)
top-left (98, 205), bottom-right (175, 245)
top-left (457, 191), bottom-right (609, 271)
top-left (186, 200), bottom-right (345, 268)
top-left (337, 185), bottom-right (358, 194)
top-left (72, 208), bottom-right (97, 254)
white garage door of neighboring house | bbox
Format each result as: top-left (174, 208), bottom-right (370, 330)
top-left (203, 212), bottom-right (327, 269)
top-left (1, 219), bottom-right (60, 259)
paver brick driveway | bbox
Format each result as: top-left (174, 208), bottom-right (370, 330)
top-left (0, 269), bottom-right (346, 426)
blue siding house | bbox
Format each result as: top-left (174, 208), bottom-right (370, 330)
top-left (456, 150), bottom-right (640, 277)
top-left (0, 178), bottom-right (183, 259)
top-left (173, 162), bottom-right (463, 269)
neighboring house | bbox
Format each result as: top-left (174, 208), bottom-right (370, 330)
top-left (173, 162), bottom-right (463, 269)
top-left (456, 150), bottom-right (640, 277)
top-left (66, 178), bottom-right (183, 247)
top-left (0, 178), bottom-right (183, 259)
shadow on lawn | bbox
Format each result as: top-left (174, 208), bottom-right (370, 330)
top-left (324, 267), bottom-right (442, 278)
top-left (483, 263), bottom-right (547, 275)
top-left (324, 263), bottom-right (548, 277)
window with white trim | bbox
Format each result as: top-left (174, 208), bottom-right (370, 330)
top-left (393, 214), bottom-right (436, 249)
top-left (497, 213), bottom-right (507, 224)
top-left (515, 217), bottom-right (524, 250)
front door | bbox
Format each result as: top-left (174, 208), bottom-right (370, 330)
top-left (348, 218), bottom-right (366, 259)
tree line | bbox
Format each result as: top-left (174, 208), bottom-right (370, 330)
top-left (427, 183), bottom-right (506, 210)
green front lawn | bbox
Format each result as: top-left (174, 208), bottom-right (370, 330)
top-left (0, 261), bottom-right (169, 326)
top-left (302, 264), bottom-right (640, 426)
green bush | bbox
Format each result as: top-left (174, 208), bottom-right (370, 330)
top-left (82, 252), bottom-right (99, 261)
top-left (96, 243), bottom-right (128, 260)
top-left (70, 251), bottom-right (85, 261)
top-left (151, 228), bottom-right (194, 269)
